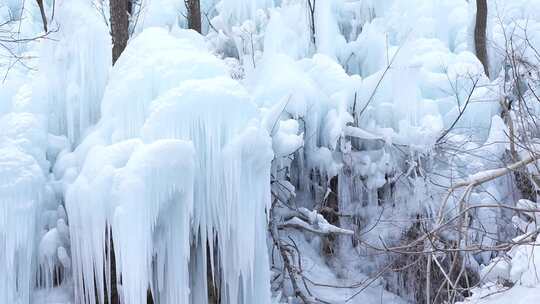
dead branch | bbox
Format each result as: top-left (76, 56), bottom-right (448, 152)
top-left (270, 200), bottom-right (317, 304)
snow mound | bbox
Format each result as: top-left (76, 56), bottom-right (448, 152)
top-left (460, 234), bottom-right (540, 304)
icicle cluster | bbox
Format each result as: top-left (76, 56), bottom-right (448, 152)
top-left (38, 0), bottom-right (111, 146)
top-left (0, 37), bottom-right (51, 304)
top-left (142, 76), bottom-right (273, 304)
top-left (56, 27), bottom-right (273, 304)
top-left (0, 145), bottom-right (44, 304)
top-left (66, 139), bottom-right (195, 304)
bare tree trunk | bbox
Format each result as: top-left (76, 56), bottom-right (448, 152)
top-left (109, 234), bottom-right (120, 304)
top-left (127, 0), bottom-right (133, 16)
top-left (321, 176), bottom-right (339, 255)
top-left (475, 0), bottom-right (489, 77)
top-left (35, 0), bottom-right (48, 32)
top-left (207, 245), bottom-right (219, 304)
top-left (110, 0), bottom-right (129, 64)
top-left (186, 0), bottom-right (202, 33)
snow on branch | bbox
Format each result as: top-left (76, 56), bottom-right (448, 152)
top-left (279, 208), bottom-right (354, 236)
top-left (343, 125), bottom-right (383, 141)
top-left (450, 153), bottom-right (540, 189)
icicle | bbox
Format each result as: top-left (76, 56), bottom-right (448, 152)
top-left (0, 144), bottom-right (44, 304)
top-left (37, 0), bottom-right (111, 145)
top-left (216, 0), bottom-right (274, 25)
top-left (142, 76), bottom-right (274, 304)
top-left (66, 139), bottom-right (195, 304)
top-left (60, 27), bottom-right (274, 304)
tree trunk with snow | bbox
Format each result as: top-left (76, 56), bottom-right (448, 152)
top-left (475, 0), bottom-right (489, 77)
top-left (110, 0), bottom-right (129, 64)
top-left (186, 0), bottom-right (202, 33)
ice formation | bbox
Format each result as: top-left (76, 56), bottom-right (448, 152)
top-left (0, 36), bottom-right (59, 304)
top-left (38, 0), bottom-right (111, 146)
top-left (66, 139), bottom-right (195, 304)
top-left (0, 144), bottom-right (44, 304)
top-left (3, 0), bottom-right (540, 303)
top-left (0, 2), bottom-right (58, 298)
top-left (142, 76), bottom-right (273, 303)
top-left (54, 27), bottom-right (273, 304)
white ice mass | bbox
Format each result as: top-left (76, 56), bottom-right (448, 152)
top-left (2, 0), bottom-right (540, 304)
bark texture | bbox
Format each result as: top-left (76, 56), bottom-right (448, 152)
top-left (186, 0), bottom-right (202, 33)
top-left (110, 0), bottom-right (129, 64)
top-left (475, 0), bottom-right (489, 77)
